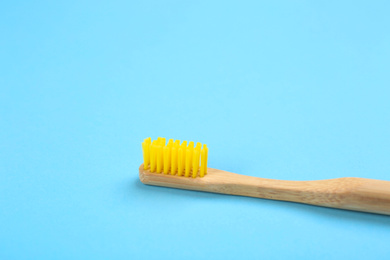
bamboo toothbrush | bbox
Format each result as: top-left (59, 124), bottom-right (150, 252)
top-left (139, 137), bottom-right (390, 215)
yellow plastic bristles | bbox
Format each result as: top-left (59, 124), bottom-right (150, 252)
top-left (185, 142), bottom-right (194, 177)
top-left (149, 140), bottom-right (157, 172)
top-left (177, 141), bottom-right (187, 176)
top-left (157, 137), bottom-right (164, 145)
top-left (171, 145), bottom-right (178, 175)
top-left (163, 146), bottom-right (171, 174)
top-left (156, 145), bottom-right (163, 173)
top-left (142, 137), bottom-right (208, 178)
top-left (163, 139), bottom-right (173, 174)
top-left (192, 142), bottom-right (201, 178)
top-left (202, 144), bottom-right (208, 175)
top-left (142, 137), bottom-right (151, 169)
top-left (177, 147), bottom-right (184, 176)
top-left (200, 146), bottom-right (206, 177)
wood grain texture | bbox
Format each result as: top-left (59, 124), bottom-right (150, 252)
top-left (139, 164), bottom-right (390, 215)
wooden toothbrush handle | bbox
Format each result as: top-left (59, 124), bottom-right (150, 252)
top-left (139, 165), bottom-right (390, 215)
top-left (201, 169), bottom-right (390, 215)
top-left (224, 175), bottom-right (390, 215)
top-left (333, 178), bottom-right (390, 215)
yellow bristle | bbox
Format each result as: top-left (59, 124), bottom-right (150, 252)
top-left (174, 140), bottom-right (180, 174)
top-left (196, 143), bottom-right (201, 156)
top-left (163, 146), bottom-right (171, 174)
top-left (192, 147), bottom-right (200, 178)
top-left (166, 139), bottom-right (174, 174)
top-left (143, 137), bottom-right (208, 178)
top-left (192, 143), bottom-right (201, 177)
top-left (185, 142), bottom-right (194, 177)
top-left (156, 145), bottom-right (163, 173)
top-left (142, 141), bottom-right (150, 170)
top-left (177, 147), bottom-right (184, 176)
top-left (178, 141), bottom-right (187, 176)
top-left (157, 137), bottom-right (166, 146)
top-left (181, 141), bottom-right (187, 168)
top-left (149, 141), bottom-right (157, 172)
top-left (200, 147), bottom-right (206, 177)
top-left (171, 145), bottom-right (178, 175)
top-left (203, 144), bottom-right (208, 174)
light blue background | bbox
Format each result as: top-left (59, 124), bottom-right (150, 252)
top-left (1, 1), bottom-right (390, 259)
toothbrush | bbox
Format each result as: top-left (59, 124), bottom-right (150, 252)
top-left (139, 137), bottom-right (390, 215)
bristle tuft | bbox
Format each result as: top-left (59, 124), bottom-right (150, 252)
top-left (141, 137), bottom-right (208, 178)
